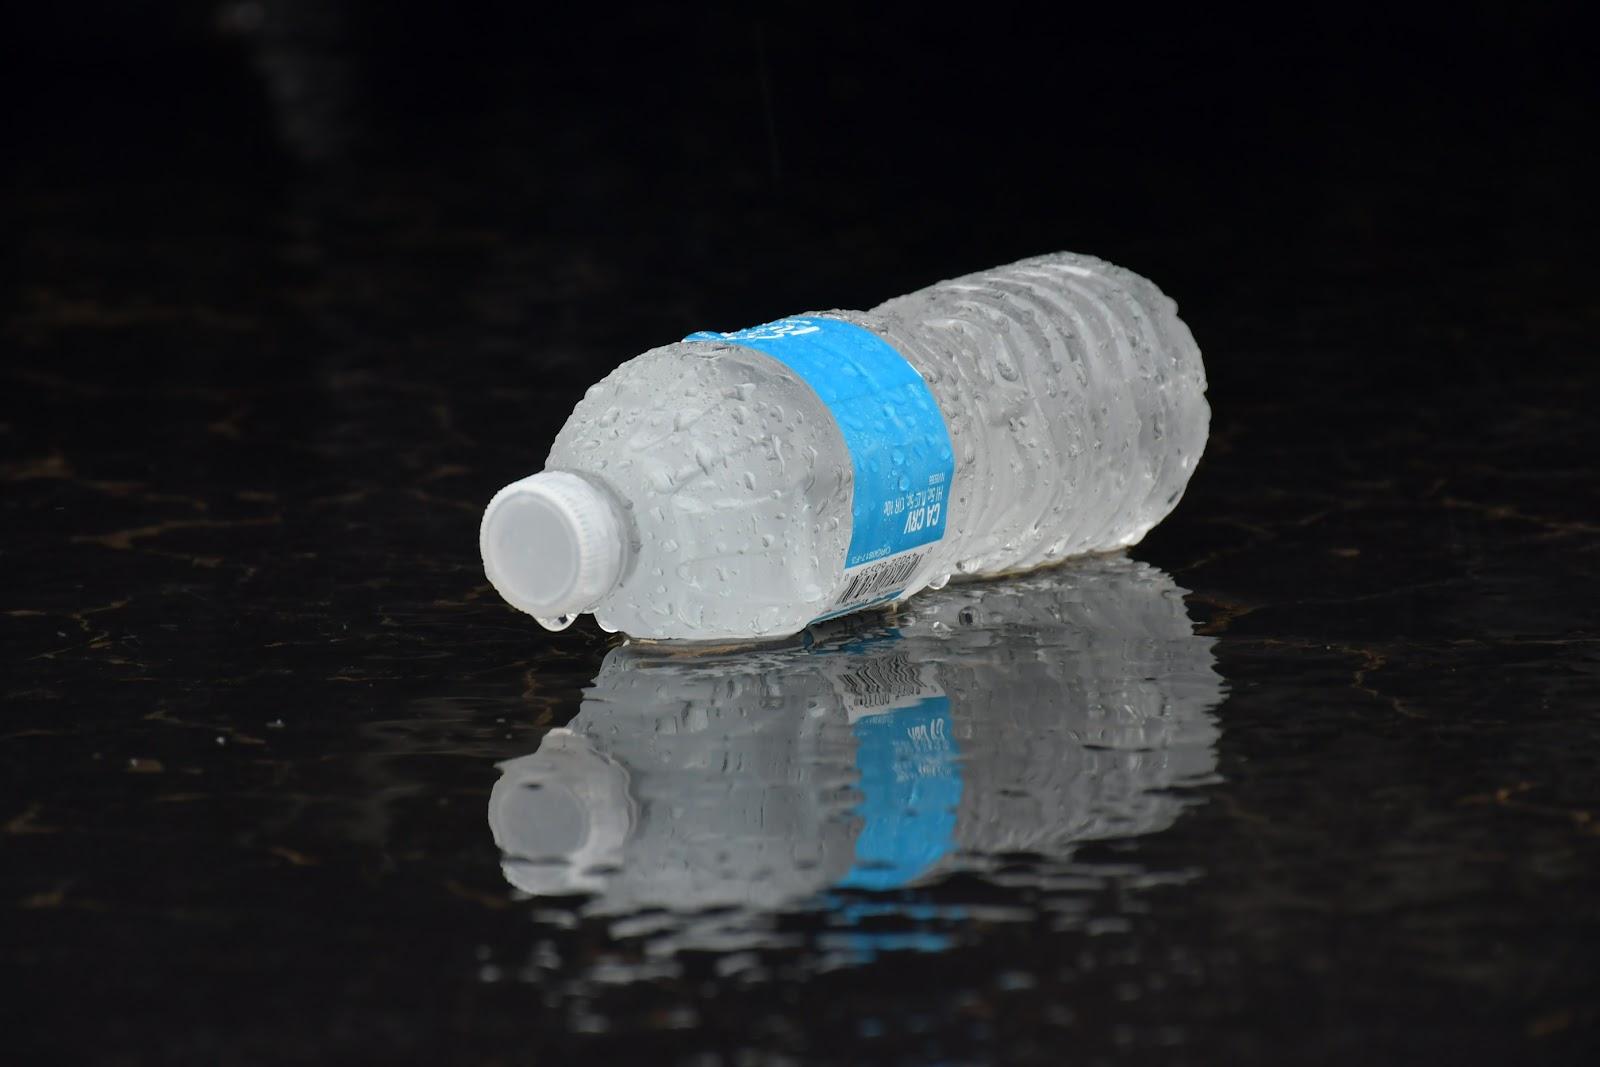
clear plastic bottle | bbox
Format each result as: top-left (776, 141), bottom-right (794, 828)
top-left (480, 252), bottom-right (1208, 641)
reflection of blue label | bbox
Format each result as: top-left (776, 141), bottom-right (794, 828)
top-left (687, 317), bottom-right (955, 569)
top-left (837, 695), bottom-right (962, 890)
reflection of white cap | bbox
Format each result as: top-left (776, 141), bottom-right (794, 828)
top-left (489, 729), bottom-right (636, 896)
top-left (480, 471), bottom-right (625, 620)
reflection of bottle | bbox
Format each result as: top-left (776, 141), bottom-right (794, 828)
top-left (480, 253), bottom-right (1208, 639)
top-left (489, 556), bottom-right (1223, 938)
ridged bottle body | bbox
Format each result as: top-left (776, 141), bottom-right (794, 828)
top-left (543, 252), bottom-right (1208, 641)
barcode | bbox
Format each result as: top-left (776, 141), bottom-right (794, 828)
top-left (834, 551), bottom-right (924, 608)
top-left (839, 653), bottom-right (921, 710)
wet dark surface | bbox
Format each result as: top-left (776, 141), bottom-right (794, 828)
top-left (4, 3), bottom-right (1599, 1064)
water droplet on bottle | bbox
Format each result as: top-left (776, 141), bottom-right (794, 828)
top-left (536, 614), bottom-right (575, 631)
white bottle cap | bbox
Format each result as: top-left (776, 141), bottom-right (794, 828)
top-left (480, 471), bottom-right (624, 620)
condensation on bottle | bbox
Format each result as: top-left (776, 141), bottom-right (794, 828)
top-left (479, 252), bottom-right (1209, 641)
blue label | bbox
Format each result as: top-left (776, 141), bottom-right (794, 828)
top-left (687, 317), bottom-right (955, 570)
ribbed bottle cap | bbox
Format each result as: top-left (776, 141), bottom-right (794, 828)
top-left (480, 471), bottom-right (624, 620)
top-left (489, 730), bottom-right (636, 896)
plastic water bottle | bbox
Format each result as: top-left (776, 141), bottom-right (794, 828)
top-left (488, 558), bottom-right (1223, 948)
top-left (480, 252), bottom-right (1209, 641)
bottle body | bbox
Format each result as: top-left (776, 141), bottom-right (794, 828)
top-left (864, 252), bottom-right (1208, 577)
top-left (496, 252), bottom-right (1209, 641)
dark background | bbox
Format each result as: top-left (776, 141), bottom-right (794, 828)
top-left (7, 0), bottom-right (1594, 393)
top-left (4, 1), bottom-right (1598, 1064)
